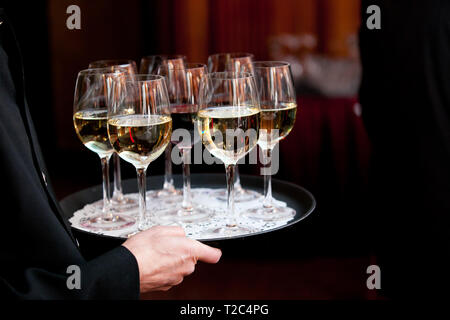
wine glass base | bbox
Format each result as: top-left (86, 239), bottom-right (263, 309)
top-left (213, 189), bottom-right (261, 203)
top-left (146, 190), bottom-right (183, 207)
top-left (244, 206), bottom-right (296, 222)
top-left (92, 195), bottom-right (139, 212)
top-left (111, 195), bottom-right (139, 211)
top-left (148, 188), bottom-right (182, 198)
top-left (205, 224), bottom-right (255, 237)
top-left (137, 215), bottom-right (182, 231)
top-left (79, 214), bottom-right (135, 231)
top-left (159, 206), bottom-right (213, 223)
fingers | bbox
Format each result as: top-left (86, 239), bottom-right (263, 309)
top-left (151, 285), bottom-right (173, 292)
top-left (132, 229), bottom-right (220, 294)
top-left (187, 239), bottom-right (222, 264)
top-left (159, 274), bottom-right (184, 291)
top-left (180, 256), bottom-right (196, 276)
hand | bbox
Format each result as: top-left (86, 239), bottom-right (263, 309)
top-left (122, 226), bottom-right (222, 293)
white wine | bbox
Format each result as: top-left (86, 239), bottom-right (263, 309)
top-left (108, 114), bottom-right (172, 169)
top-left (73, 109), bottom-right (114, 157)
top-left (258, 102), bottom-right (297, 150)
top-left (197, 106), bottom-right (260, 165)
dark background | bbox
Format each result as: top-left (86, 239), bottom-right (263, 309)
top-left (1, 0), bottom-right (376, 299)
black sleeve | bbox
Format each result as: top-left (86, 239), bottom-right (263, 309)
top-left (1, 246), bottom-right (140, 300)
top-left (0, 8), bottom-right (140, 300)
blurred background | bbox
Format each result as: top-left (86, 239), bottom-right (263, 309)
top-left (3, 0), bottom-right (376, 299)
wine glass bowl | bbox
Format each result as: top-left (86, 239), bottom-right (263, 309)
top-left (89, 59), bottom-right (137, 75)
top-left (207, 52), bottom-right (255, 74)
top-left (140, 54), bottom-right (186, 75)
top-left (161, 63), bottom-right (205, 148)
top-left (108, 115), bottom-right (172, 169)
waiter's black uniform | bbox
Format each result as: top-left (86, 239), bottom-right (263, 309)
top-left (359, 0), bottom-right (450, 297)
top-left (0, 9), bottom-right (139, 299)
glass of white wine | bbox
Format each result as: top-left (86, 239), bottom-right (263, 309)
top-left (140, 55), bottom-right (187, 202)
top-left (245, 61), bottom-right (298, 221)
top-left (198, 72), bottom-right (260, 235)
top-left (158, 63), bottom-right (212, 222)
top-left (207, 53), bottom-right (260, 203)
top-left (107, 74), bottom-right (173, 230)
top-left (88, 59), bottom-right (138, 209)
top-left (73, 68), bottom-right (135, 230)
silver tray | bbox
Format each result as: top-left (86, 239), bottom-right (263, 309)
top-left (60, 173), bottom-right (316, 242)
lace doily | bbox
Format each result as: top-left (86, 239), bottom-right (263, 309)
top-left (69, 188), bottom-right (296, 240)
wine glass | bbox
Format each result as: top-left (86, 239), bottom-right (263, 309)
top-left (245, 61), bottom-right (298, 221)
top-left (207, 53), bottom-right (260, 202)
top-left (140, 55), bottom-right (186, 200)
top-left (207, 52), bottom-right (255, 74)
top-left (107, 74), bottom-right (172, 230)
top-left (140, 54), bottom-right (186, 75)
top-left (157, 63), bottom-right (212, 222)
top-left (88, 59), bottom-right (138, 208)
top-left (139, 55), bottom-right (165, 74)
top-left (198, 72), bottom-right (260, 235)
top-left (73, 68), bottom-right (135, 230)
top-left (89, 59), bottom-right (137, 76)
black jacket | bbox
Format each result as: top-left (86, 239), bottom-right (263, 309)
top-left (359, 0), bottom-right (450, 297)
top-left (0, 9), bottom-right (139, 299)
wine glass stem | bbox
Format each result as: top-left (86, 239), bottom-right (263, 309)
top-left (181, 149), bottom-right (193, 211)
top-left (262, 148), bottom-right (274, 209)
top-left (163, 144), bottom-right (174, 191)
top-left (234, 166), bottom-right (243, 192)
top-left (100, 155), bottom-right (112, 218)
top-left (225, 164), bottom-right (237, 227)
top-left (136, 168), bottom-right (147, 230)
top-left (112, 153), bottom-right (124, 201)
